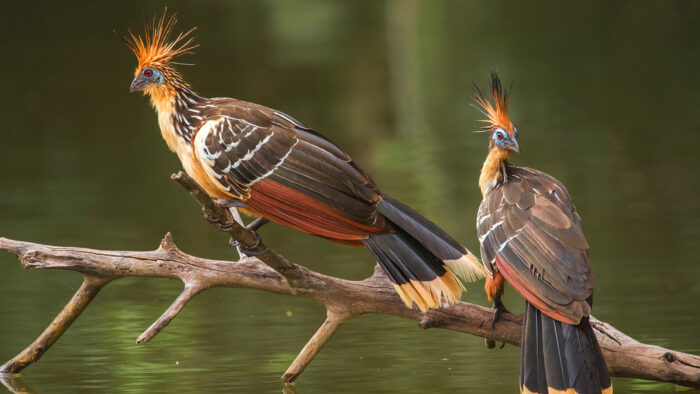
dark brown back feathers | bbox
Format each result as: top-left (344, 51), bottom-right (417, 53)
top-left (477, 164), bottom-right (594, 324)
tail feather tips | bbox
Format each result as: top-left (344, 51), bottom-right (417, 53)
top-left (364, 229), bottom-right (463, 311)
top-left (444, 252), bottom-right (486, 283)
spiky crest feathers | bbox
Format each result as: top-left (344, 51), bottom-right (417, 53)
top-left (122, 10), bottom-right (198, 76)
top-left (472, 71), bottom-right (514, 136)
top-left (475, 72), bottom-right (516, 194)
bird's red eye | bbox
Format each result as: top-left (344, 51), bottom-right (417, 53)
top-left (496, 132), bottom-right (504, 140)
top-left (144, 69), bottom-right (153, 77)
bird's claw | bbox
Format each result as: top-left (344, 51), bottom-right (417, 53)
top-left (485, 298), bottom-right (509, 350)
top-left (231, 217), bottom-right (271, 258)
top-left (203, 210), bottom-right (234, 232)
top-left (229, 231), bottom-right (268, 257)
top-left (484, 338), bottom-right (507, 349)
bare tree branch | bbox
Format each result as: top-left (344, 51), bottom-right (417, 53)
top-left (283, 309), bottom-right (354, 383)
top-left (0, 275), bottom-right (111, 374)
top-left (137, 280), bottom-right (206, 344)
top-left (0, 172), bottom-right (698, 388)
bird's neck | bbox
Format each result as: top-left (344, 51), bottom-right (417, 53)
top-left (479, 147), bottom-right (510, 195)
top-left (146, 81), bottom-right (203, 153)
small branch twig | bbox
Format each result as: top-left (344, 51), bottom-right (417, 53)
top-left (283, 309), bottom-right (355, 382)
top-left (0, 275), bottom-right (111, 374)
top-left (137, 281), bottom-right (206, 344)
top-left (0, 171), bottom-right (698, 388)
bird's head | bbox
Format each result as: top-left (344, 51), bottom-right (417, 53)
top-left (473, 72), bottom-right (519, 153)
top-left (121, 11), bottom-right (198, 98)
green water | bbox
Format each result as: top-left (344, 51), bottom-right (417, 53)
top-left (1, 1), bottom-right (699, 392)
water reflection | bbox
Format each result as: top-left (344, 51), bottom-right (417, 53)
top-left (1, 0), bottom-right (699, 393)
top-left (282, 383), bottom-right (300, 394)
top-left (0, 374), bottom-right (36, 394)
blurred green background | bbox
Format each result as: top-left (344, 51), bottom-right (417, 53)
top-left (1, 1), bottom-right (699, 392)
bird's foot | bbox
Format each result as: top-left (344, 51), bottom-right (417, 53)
top-left (484, 338), bottom-right (507, 349)
top-left (491, 298), bottom-right (509, 329)
top-left (231, 218), bottom-right (270, 257)
top-left (229, 230), bottom-right (268, 258)
top-left (203, 210), bottom-right (234, 232)
top-left (484, 299), bottom-right (509, 349)
top-left (485, 338), bottom-right (496, 349)
top-left (204, 199), bottom-right (249, 232)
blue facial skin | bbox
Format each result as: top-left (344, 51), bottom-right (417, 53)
top-left (142, 68), bottom-right (164, 85)
top-left (492, 128), bottom-right (508, 148)
top-left (129, 67), bottom-right (164, 92)
top-left (491, 127), bottom-right (520, 152)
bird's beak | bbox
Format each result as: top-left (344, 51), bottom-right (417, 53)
top-left (506, 136), bottom-right (520, 153)
top-left (129, 75), bottom-right (148, 93)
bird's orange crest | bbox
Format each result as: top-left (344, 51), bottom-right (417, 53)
top-left (122, 10), bottom-right (198, 72)
top-left (472, 72), bottom-right (514, 135)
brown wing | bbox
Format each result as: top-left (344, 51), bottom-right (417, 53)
top-left (192, 98), bottom-right (388, 239)
top-left (477, 165), bottom-right (594, 324)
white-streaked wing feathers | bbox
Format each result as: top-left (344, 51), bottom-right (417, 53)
top-left (193, 115), bottom-right (298, 198)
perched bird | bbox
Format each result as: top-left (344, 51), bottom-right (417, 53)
top-left (473, 73), bottom-right (612, 393)
top-left (122, 12), bottom-right (484, 311)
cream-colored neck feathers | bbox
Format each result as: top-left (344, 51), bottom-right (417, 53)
top-left (479, 147), bottom-right (510, 195)
top-left (145, 84), bottom-right (189, 156)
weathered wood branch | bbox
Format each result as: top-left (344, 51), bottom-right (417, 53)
top-left (0, 275), bottom-right (111, 374)
top-left (283, 309), bottom-right (354, 382)
top-left (0, 172), bottom-right (698, 388)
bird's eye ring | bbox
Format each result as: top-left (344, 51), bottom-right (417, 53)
top-left (496, 131), bottom-right (504, 140)
top-left (144, 69), bottom-right (154, 77)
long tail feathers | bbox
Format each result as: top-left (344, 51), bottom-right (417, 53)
top-left (521, 302), bottom-right (612, 394)
top-left (364, 195), bottom-right (486, 311)
top-left (377, 195), bottom-right (486, 283)
top-left (364, 229), bottom-right (463, 311)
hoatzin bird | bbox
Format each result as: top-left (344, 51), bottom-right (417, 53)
top-left (122, 13), bottom-right (485, 311)
top-left (473, 73), bottom-right (612, 394)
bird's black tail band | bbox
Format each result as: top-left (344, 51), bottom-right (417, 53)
top-left (521, 302), bottom-right (612, 394)
top-left (377, 195), bottom-right (485, 283)
top-left (363, 228), bottom-right (463, 311)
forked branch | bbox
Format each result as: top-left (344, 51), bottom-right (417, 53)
top-left (0, 172), bottom-right (698, 388)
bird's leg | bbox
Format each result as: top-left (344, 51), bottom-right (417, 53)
top-left (484, 292), bottom-right (510, 349)
top-left (202, 199), bottom-right (248, 232)
top-left (491, 292), bottom-right (509, 329)
top-left (228, 207), bottom-right (247, 259)
top-left (246, 217), bottom-right (270, 232)
top-left (485, 271), bottom-right (508, 329)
